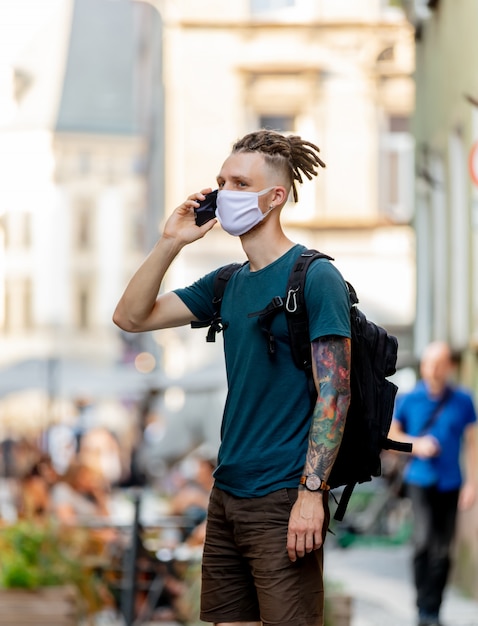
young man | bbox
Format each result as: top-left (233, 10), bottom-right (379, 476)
top-left (113, 130), bottom-right (351, 626)
top-left (389, 341), bottom-right (477, 626)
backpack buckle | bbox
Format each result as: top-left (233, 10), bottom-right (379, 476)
top-left (285, 286), bottom-right (300, 313)
top-left (206, 319), bottom-right (228, 342)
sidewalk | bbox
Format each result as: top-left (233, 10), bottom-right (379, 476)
top-left (325, 542), bottom-right (478, 626)
top-left (91, 542), bottom-right (478, 626)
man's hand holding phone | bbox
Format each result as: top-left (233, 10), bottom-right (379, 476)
top-left (162, 188), bottom-right (217, 248)
top-left (194, 189), bottom-right (218, 226)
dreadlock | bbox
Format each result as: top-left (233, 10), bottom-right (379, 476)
top-left (232, 129), bottom-right (326, 202)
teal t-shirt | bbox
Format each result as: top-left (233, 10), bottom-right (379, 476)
top-left (174, 244), bottom-right (351, 497)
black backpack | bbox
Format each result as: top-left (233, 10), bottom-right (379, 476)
top-left (192, 249), bottom-right (412, 521)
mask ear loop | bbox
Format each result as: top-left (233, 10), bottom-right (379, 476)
top-left (257, 185), bottom-right (277, 197)
top-left (260, 185), bottom-right (280, 216)
top-left (262, 204), bottom-right (276, 217)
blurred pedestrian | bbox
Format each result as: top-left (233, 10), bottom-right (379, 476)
top-left (45, 423), bottom-right (77, 475)
top-left (50, 459), bottom-right (111, 524)
top-left (18, 454), bottom-right (58, 519)
top-left (169, 444), bottom-right (217, 545)
top-left (79, 426), bottom-right (123, 487)
top-left (389, 341), bottom-right (478, 626)
top-left (113, 129), bottom-right (351, 625)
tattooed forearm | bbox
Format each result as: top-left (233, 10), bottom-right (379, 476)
top-left (303, 336), bottom-right (351, 480)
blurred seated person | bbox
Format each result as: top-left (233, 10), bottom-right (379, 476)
top-left (51, 459), bottom-right (111, 525)
top-left (79, 427), bottom-right (123, 488)
top-left (169, 444), bottom-right (216, 545)
top-left (18, 455), bottom-right (59, 519)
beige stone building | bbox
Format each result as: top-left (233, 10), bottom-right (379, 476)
top-left (0, 0), bottom-right (161, 374)
top-left (402, 0), bottom-right (478, 598)
top-left (137, 0), bottom-right (417, 458)
top-left (0, 0), bottom-right (416, 451)
top-left (154, 0), bottom-right (416, 383)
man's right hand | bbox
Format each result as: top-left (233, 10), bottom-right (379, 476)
top-left (287, 489), bottom-right (325, 562)
top-left (413, 434), bottom-right (441, 459)
top-left (113, 188), bottom-right (217, 333)
top-left (163, 188), bottom-right (217, 247)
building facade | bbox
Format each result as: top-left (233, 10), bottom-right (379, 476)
top-left (402, 0), bottom-right (478, 599)
top-left (0, 0), bottom-right (162, 370)
top-left (155, 0), bottom-right (416, 382)
top-left (0, 0), bottom-right (416, 454)
top-left (405, 0), bottom-right (478, 374)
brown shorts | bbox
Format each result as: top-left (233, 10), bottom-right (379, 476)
top-left (200, 486), bottom-right (329, 626)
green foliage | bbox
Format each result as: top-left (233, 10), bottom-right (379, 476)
top-left (0, 520), bottom-right (112, 614)
top-left (0, 521), bottom-right (74, 589)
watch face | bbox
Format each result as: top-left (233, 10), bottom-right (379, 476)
top-left (305, 474), bottom-right (322, 491)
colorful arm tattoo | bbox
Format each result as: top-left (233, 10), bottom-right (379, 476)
top-left (303, 335), bottom-right (351, 481)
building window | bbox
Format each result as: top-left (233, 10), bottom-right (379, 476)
top-left (106, 156), bottom-right (119, 185)
top-left (3, 215), bottom-right (10, 249)
top-left (3, 288), bottom-right (10, 333)
top-left (77, 211), bottom-right (91, 249)
top-left (74, 198), bottom-right (94, 250)
top-left (389, 115), bottom-right (409, 133)
top-left (251, 0), bottom-right (295, 12)
top-left (1, 215), bottom-right (7, 249)
top-left (131, 154), bottom-right (147, 176)
top-left (259, 114), bottom-right (295, 133)
top-left (130, 210), bottom-right (146, 253)
top-left (379, 115), bottom-right (414, 223)
top-left (21, 213), bottom-right (32, 248)
top-left (78, 151), bottom-right (91, 175)
top-left (78, 287), bottom-right (90, 330)
top-left (3, 212), bottom-right (32, 249)
top-left (23, 278), bottom-right (32, 329)
top-left (3, 278), bottom-right (32, 332)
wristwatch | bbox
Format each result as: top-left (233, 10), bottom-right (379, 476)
top-left (299, 475), bottom-right (330, 492)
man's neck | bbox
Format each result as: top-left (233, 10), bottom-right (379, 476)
top-left (425, 381), bottom-right (448, 399)
top-left (241, 228), bottom-right (295, 272)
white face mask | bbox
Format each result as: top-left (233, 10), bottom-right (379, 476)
top-left (216, 187), bottom-right (276, 236)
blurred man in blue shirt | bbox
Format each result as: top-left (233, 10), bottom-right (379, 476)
top-left (390, 341), bottom-right (477, 626)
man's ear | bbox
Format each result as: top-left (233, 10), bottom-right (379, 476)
top-left (273, 186), bottom-right (289, 207)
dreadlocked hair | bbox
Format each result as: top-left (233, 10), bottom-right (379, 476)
top-left (232, 129), bottom-right (326, 202)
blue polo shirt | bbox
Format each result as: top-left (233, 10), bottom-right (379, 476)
top-left (394, 381), bottom-right (476, 491)
top-left (174, 244), bottom-right (351, 497)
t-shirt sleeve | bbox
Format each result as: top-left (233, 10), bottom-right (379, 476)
top-left (173, 269), bottom-right (218, 322)
top-left (305, 260), bottom-right (351, 341)
top-left (393, 393), bottom-right (408, 428)
top-left (463, 391), bottom-right (477, 426)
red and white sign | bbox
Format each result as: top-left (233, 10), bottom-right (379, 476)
top-left (469, 141), bottom-right (478, 186)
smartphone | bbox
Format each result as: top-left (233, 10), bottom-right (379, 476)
top-left (195, 190), bottom-right (218, 226)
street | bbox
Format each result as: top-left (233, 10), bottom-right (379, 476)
top-left (325, 542), bottom-right (478, 626)
top-left (92, 540), bottom-right (478, 626)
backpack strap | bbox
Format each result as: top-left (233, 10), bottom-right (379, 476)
top-left (419, 386), bottom-right (452, 435)
top-left (284, 249), bottom-right (335, 374)
top-left (334, 483), bottom-right (356, 522)
top-left (245, 250), bottom-right (336, 369)
top-left (382, 438), bottom-right (413, 453)
top-left (247, 296), bottom-right (285, 357)
top-left (281, 249), bottom-right (335, 405)
top-left (191, 262), bottom-right (243, 342)
top-left (245, 249), bottom-right (337, 400)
